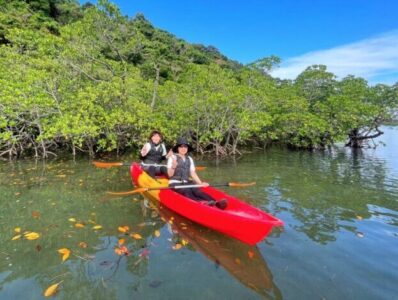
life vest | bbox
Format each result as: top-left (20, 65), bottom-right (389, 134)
top-left (170, 155), bottom-right (191, 182)
top-left (143, 142), bottom-right (165, 164)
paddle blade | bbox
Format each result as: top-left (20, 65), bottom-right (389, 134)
top-left (106, 187), bottom-right (148, 196)
top-left (228, 182), bottom-right (256, 187)
top-left (93, 161), bottom-right (124, 168)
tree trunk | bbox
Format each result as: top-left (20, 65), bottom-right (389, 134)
top-left (346, 127), bottom-right (384, 148)
top-left (151, 65), bottom-right (160, 109)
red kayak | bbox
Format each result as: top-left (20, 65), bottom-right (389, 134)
top-left (130, 163), bottom-right (283, 245)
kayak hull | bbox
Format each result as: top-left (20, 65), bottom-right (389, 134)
top-left (130, 163), bottom-right (283, 245)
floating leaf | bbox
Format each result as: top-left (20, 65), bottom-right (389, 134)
top-left (24, 232), bottom-right (40, 240)
top-left (154, 230), bottom-right (160, 237)
top-left (12, 234), bottom-right (22, 240)
top-left (356, 215), bottom-right (363, 220)
top-left (118, 238), bottom-right (125, 245)
top-left (78, 242), bottom-right (88, 248)
top-left (14, 227), bottom-right (21, 233)
top-left (57, 248), bottom-right (71, 262)
top-left (114, 245), bottom-right (130, 256)
top-left (118, 226), bottom-right (129, 233)
top-left (31, 211), bottom-right (41, 219)
top-left (74, 223), bottom-right (85, 228)
top-left (130, 233), bottom-right (143, 240)
top-left (44, 281), bottom-right (62, 297)
top-left (356, 232), bottom-right (364, 238)
top-left (173, 243), bottom-right (182, 250)
top-left (68, 218), bottom-right (76, 222)
top-left (92, 225), bottom-right (102, 230)
top-left (120, 246), bottom-right (130, 255)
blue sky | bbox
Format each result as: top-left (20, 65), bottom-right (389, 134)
top-left (81, 0), bottom-right (398, 85)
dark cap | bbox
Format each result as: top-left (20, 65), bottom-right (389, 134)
top-left (172, 137), bottom-right (193, 152)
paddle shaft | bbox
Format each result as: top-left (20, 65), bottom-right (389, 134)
top-left (107, 181), bottom-right (255, 195)
top-left (93, 161), bottom-right (206, 171)
top-left (142, 183), bottom-right (231, 192)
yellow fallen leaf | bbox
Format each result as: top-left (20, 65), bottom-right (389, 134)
top-left (130, 233), bottom-right (143, 240)
top-left (118, 226), bottom-right (129, 233)
top-left (181, 239), bottom-right (188, 246)
top-left (74, 223), bottom-right (85, 228)
top-left (78, 242), bottom-right (88, 248)
top-left (114, 246), bottom-right (129, 256)
top-left (235, 258), bottom-right (241, 265)
top-left (92, 225), bottom-right (102, 230)
top-left (12, 234), bottom-right (22, 240)
top-left (44, 281), bottom-right (62, 297)
top-left (68, 218), bottom-right (76, 222)
top-left (57, 248), bottom-right (71, 262)
top-left (173, 243), bottom-right (182, 250)
top-left (118, 238), bottom-right (125, 245)
top-left (88, 220), bottom-right (96, 224)
top-left (24, 232), bottom-right (40, 240)
top-left (14, 227), bottom-right (21, 233)
top-left (154, 230), bottom-right (160, 237)
top-left (114, 247), bottom-right (123, 255)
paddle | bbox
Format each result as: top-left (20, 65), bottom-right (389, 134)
top-left (93, 161), bottom-right (206, 171)
top-left (107, 182), bottom-right (256, 196)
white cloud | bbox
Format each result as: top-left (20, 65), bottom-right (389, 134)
top-left (270, 30), bottom-right (398, 85)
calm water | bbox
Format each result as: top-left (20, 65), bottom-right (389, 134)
top-left (0, 126), bottom-right (397, 300)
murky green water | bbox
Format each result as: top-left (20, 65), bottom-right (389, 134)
top-left (1, 126), bottom-right (397, 300)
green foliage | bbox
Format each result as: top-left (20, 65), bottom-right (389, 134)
top-left (1, 0), bottom-right (397, 158)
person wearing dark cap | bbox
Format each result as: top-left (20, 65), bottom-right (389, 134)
top-left (167, 137), bottom-right (227, 209)
top-left (140, 130), bottom-right (172, 178)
